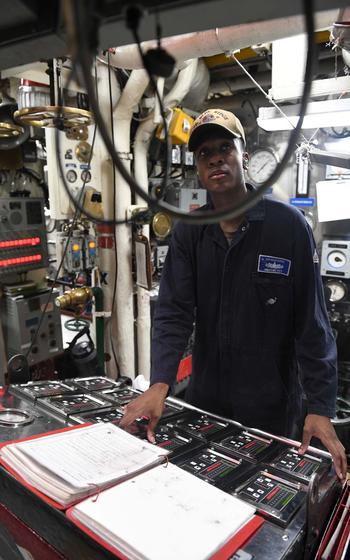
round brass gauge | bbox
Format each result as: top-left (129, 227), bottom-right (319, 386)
top-left (325, 279), bottom-right (348, 303)
top-left (152, 212), bottom-right (172, 238)
top-left (66, 125), bottom-right (89, 141)
top-left (0, 408), bottom-right (34, 427)
top-left (0, 121), bottom-right (24, 138)
top-left (247, 148), bottom-right (279, 185)
top-left (14, 106), bottom-right (94, 129)
top-left (75, 141), bottom-right (92, 163)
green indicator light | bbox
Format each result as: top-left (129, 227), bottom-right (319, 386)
top-left (281, 493), bottom-right (294, 507)
top-left (219, 467), bottom-right (235, 478)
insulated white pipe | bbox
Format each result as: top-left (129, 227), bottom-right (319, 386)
top-left (113, 68), bottom-right (150, 377)
top-left (94, 61), bottom-right (120, 378)
top-left (106, 10), bottom-right (337, 69)
top-left (133, 59), bottom-right (198, 379)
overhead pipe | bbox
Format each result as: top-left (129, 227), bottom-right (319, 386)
top-left (106, 10), bottom-right (337, 69)
top-left (133, 58), bottom-right (199, 379)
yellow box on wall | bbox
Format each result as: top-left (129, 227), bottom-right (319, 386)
top-left (156, 108), bottom-right (194, 145)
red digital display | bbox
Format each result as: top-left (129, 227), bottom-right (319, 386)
top-left (0, 254), bottom-right (42, 267)
top-left (0, 237), bottom-right (41, 249)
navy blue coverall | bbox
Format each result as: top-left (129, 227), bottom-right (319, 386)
top-left (151, 195), bottom-right (337, 437)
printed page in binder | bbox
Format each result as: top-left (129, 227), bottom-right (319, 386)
top-left (68, 462), bottom-right (257, 560)
top-left (0, 423), bottom-right (169, 507)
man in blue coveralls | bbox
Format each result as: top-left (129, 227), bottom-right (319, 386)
top-left (120, 109), bottom-right (347, 480)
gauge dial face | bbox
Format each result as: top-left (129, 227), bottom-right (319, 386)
top-left (81, 169), bottom-right (91, 183)
top-left (247, 148), bottom-right (279, 185)
top-left (327, 250), bottom-right (347, 269)
top-left (325, 279), bottom-right (347, 302)
top-left (66, 169), bottom-right (77, 183)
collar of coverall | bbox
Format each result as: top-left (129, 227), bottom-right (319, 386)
top-left (205, 183), bottom-right (266, 222)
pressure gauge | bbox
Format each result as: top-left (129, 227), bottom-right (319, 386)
top-left (247, 148), bottom-right (279, 185)
top-left (66, 169), bottom-right (77, 183)
top-left (325, 279), bottom-right (347, 303)
top-left (327, 250), bottom-right (347, 269)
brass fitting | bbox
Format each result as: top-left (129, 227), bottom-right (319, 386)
top-left (55, 287), bottom-right (93, 311)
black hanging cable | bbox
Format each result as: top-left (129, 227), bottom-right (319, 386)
top-left (70, 0), bottom-right (315, 225)
top-left (107, 50), bottom-right (121, 377)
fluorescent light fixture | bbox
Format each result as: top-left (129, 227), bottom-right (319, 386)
top-left (257, 98), bottom-right (350, 131)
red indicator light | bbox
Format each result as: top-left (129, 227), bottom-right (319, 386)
top-left (0, 254), bottom-right (42, 267)
top-left (0, 237), bottom-right (41, 249)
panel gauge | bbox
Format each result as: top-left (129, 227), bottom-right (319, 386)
top-left (269, 448), bottom-right (326, 483)
top-left (212, 430), bottom-right (275, 462)
top-left (175, 447), bottom-right (245, 488)
top-left (233, 470), bottom-right (306, 527)
top-left (9, 380), bottom-right (76, 402)
top-left (37, 393), bottom-right (112, 418)
top-left (324, 279), bottom-right (348, 303)
top-left (168, 411), bottom-right (231, 441)
top-left (99, 387), bottom-right (141, 406)
top-left (71, 376), bottom-right (124, 392)
top-left (247, 148), bottom-right (279, 185)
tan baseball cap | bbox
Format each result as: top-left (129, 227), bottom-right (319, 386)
top-left (188, 108), bottom-right (246, 151)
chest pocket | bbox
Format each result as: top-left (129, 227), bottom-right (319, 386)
top-left (252, 272), bottom-right (294, 348)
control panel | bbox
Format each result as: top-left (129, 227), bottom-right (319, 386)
top-left (167, 411), bottom-right (232, 441)
top-left (37, 392), bottom-right (112, 418)
top-left (69, 407), bottom-right (124, 426)
top-left (71, 376), bottom-right (125, 392)
top-left (321, 239), bottom-right (350, 279)
top-left (1, 289), bottom-right (63, 365)
top-left (233, 470), bottom-right (306, 527)
top-left (212, 430), bottom-right (278, 463)
top-left (9, 380), bottom-right (77, 401)
top-left (1, 377), bottom-right (341, 560)
top-left (175, 446), bottom-right (250, 489)
top-left (269, 448), bottom-right (329, 483)
top-left (98, 387), bottom-right (142, 406)
top-left (45, 127), bottom-right (102, 220)
top-left (0, 198), bottom-right (49, 276)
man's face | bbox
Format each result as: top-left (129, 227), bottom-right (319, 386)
top-left (195, 131), bottom-right (246, 195)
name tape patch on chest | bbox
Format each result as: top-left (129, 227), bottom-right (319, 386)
top-left (258, 254), bottom-right (291, 276)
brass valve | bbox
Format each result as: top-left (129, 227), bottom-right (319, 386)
top-left (55, 287), bottom-right (93, 312)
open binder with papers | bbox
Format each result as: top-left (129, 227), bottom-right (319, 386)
top-left (0, 422), bottom-right (263, 559)
top-left (0, 423), bottom-right (169, 508)
top-left (67, 462), bottom-right (262, 560)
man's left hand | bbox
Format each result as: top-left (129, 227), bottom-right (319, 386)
top-left (299, 414), bottom-right (347, 481)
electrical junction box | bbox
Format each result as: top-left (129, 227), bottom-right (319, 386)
top-left (45, 127), bottom-right (102, 220)
top-left (166, 187), bottom-right (207, 212)
top-left (156, 108), bottom-right (194, 145)
top-left (1, 289), bottom-right (63, 366)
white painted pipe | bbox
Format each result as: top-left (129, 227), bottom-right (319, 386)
top-left (105, 10), bottom-right (337, 69)
top-left (113, 68), bottom-right (150, 377)
top-left (94, 61), bottom-right (120, 378)
top-left (133, 59), bottom-right (198, 379)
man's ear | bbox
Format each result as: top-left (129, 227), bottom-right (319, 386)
top-left (242, 152), bottom-right (249, 171)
